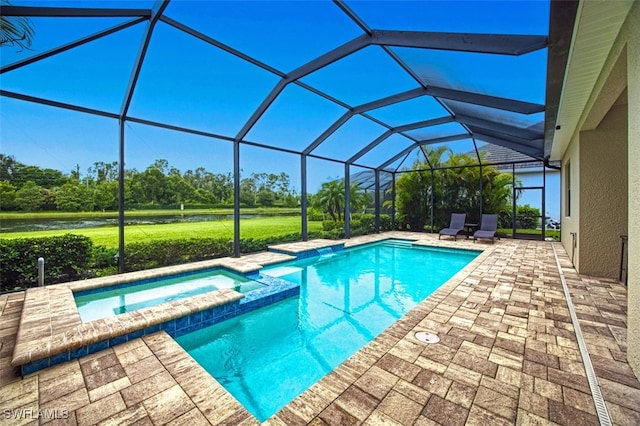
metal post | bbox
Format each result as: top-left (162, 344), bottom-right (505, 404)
top-left (430, 169), bottom-right (435, 233)
top-left (37, 257), bottom-right (44, 286)
top-left (374, 169), bottom-right (380, 233)
top-left (512, 163), bottom-right (517, 238)
top-left (301, 154), bottom-right (308, 241)
top-left (542, 165), bottom-right (546, 240)
top-left (344, 163), bottom-right (350, 239)
top-left (391, 173), bottom-right (396, 230)
top-left (479, 163), bottom-right (483, 218)
top-left (233, 140), bottom-right (241, 257)
top-left (118, 119), bottom-right (126, 273)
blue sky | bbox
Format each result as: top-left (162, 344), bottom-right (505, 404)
top-left (0, 0), bottom-right (550, 193)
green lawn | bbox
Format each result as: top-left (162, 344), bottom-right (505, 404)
top-left (498, 228), bottom-right (560, 241)
top-left (0, 216), bottom-right (322, 249)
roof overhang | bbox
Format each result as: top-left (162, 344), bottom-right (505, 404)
top-left (545, 0), bottom-right (634, 161)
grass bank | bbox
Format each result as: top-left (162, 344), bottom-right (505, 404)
top-left (0, 216), bottom-right (322, 249)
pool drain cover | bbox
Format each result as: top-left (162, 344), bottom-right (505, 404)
top-left (415, 331), bottom-right (440, 344)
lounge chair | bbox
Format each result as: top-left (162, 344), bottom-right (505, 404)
top-left (473, 214), bottom-right (499, 243)
top-left (439, 213), bottom-right (466, 240)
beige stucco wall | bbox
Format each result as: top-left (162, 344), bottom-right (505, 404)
top-left (561, 1), bottom-right (639, 379)
top-left (579, 104), bottom-right (628, 278)
top-left (625, 2), bottom-right (640, 379)
top-left (561, 136), bottom-right (580, 270)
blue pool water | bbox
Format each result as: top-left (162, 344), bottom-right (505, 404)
top-left (74, 269), bottom-right (265, 322)
top-left (176, 241), bottom-right (479, 421)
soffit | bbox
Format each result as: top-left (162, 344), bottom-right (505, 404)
top-left (549, 0), bottom-right (634, 161)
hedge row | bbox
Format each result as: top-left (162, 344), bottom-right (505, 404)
top-left (1, 217), bottom-right (390, 292)
top-left (0, 234), bottom-right (93, 291)
top-left (0, 231), bottom-right (329, 292)
top-left (322, 214), bottom-right (393, 235)
top-left (123, 238), bottom-right (230, 271)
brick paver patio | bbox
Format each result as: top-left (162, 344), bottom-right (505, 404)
top-left (1, 233), bottom-right (638, 425)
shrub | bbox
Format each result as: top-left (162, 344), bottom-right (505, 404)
top-left (307, 208), bottom-right (324, 221)
top-left (320, 214), bottom-right (391, 237)
top-left (239, 237), bottom-right (269, 253)
top-left (322, 220), bottom-right (343, 231)
top-left (241, 232), bottom-right (323, 254)
top-left (0, 234), bottom-right (93, 291)
top-left (516, 205), bottom-right (541, 229)
top-left (321, 228), bottom-right (345, 239)
top-left (91, 245), bottom-right (119, 269)
top-left (379, 214), bottom-right (392, 231)
top-left (125, 238), bottom-right (232, 271)
top-left (348, 219), bottom-right (362, 235)
top-left (124, 233), bottom-right (315, 271)
top-left (499, 205), bottom-right (541, 230)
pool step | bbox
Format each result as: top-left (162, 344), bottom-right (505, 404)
top-left (384, 240), bottom-right (414, 248)
top-left (262, 266), bottom-right (303, 278)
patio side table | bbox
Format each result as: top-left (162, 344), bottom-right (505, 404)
top-left (464, 223), bottom-right (478, 239)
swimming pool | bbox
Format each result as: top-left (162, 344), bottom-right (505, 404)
top-left (176, 241), bottom-right (479, 421)
top-left (74, 269), bottom-right (266, 322)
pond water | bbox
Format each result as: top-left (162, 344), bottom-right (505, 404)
top-left (0, 213), bottom-right (294, 232)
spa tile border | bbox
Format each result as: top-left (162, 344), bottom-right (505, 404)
top-left (14, 274), bottom-right (300, 376)
top-left (63, 251), bottom-right (295, 294)
top-left (14, 288), bottom-right (241, 374)
top-left (74, 266), bottom-right (257, 298)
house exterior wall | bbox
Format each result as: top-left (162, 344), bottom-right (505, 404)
top-left (625, 1), bottom-right (640, 380)
top-left (561, 136), bottom-right (580, 270)
top-left (561, 1), bottom-right (639, 379)
top-left (579, 104), bottom-right (628, 278)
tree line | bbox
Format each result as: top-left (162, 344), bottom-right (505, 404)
top-left (0, 154), bottom-right (298, 211)
top-left (1, 149), bottom-right (532, 232)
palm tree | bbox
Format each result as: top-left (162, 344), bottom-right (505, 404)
top-left (0, 154), bottom-right (20, 181)
top-left (1, 1), bottom-right (35, 50)
top-left (392, 162), bottom-right (429, 231)
top-left (313, 180), bottom-right (344, 221)
top-left (392, 147), bottom-right (515, 231)
top-left (349, 183), bottom-right (371, 215)
top-left (421, 145), bottom-right (450, 169)
top-left (313, 178), bottom-right (373, 222)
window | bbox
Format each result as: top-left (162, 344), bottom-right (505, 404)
top-left (565, 161), bottom-right (571, 217)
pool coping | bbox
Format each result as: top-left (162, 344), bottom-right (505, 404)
top-left (267, 238), bottom-right (345, 259)
top-left (63, 252), bottom-right (295, 294)
top-left (10, 234), bottom-right (488, 380)
top-left (12, 286), bottom-right (244, 371)
top-left (11, 252), bottom-right (300, 374)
